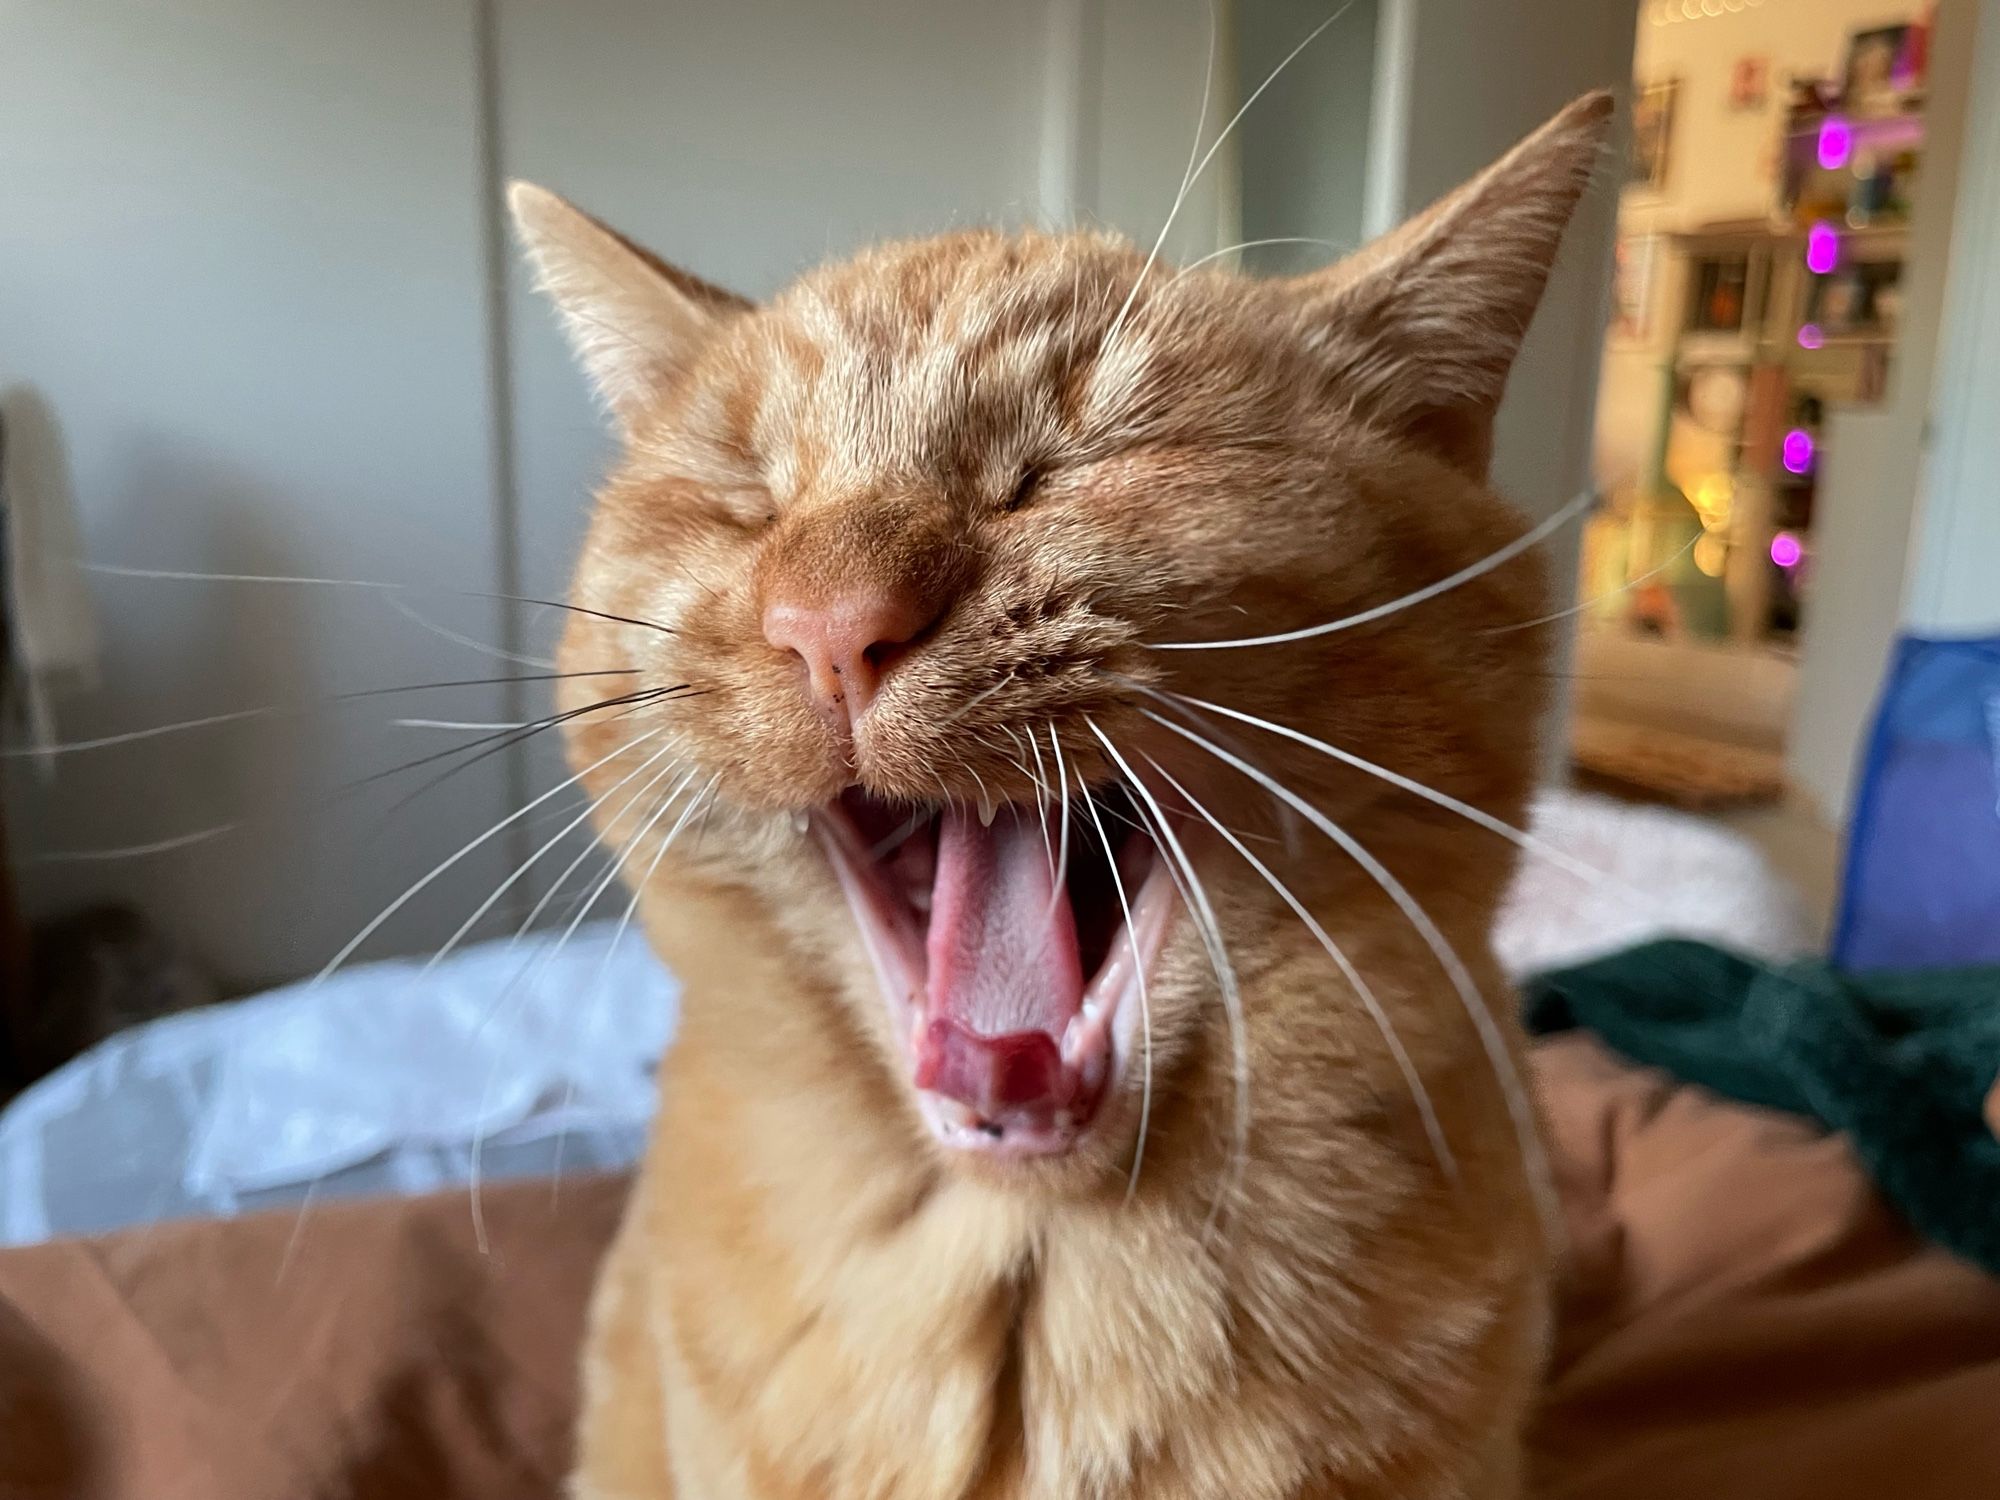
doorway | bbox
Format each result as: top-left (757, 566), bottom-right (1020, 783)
top-left (1572, 0), bottom-right (1941, 817)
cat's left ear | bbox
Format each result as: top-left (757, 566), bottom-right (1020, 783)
top-left (508, 182), bottom-right (752, 431)
top-left (1289, 91), bottom-right (1613, 475)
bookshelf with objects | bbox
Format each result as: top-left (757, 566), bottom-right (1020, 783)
top-left (1604, 9), bottom-right (1932, 649)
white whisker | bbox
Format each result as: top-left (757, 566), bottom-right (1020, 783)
top-left (1147, 488), bottom-right (1593, 650)
top-left (507, 744), bottom-right (687, 948)
top-left (550, 771), bottom-right (722, 1191)
top-left (469, 765), bottom-right (694, 1253)
top-left (2, 707), bottom-right (272, 757)
top-left (1102, 0), bottom-right (1219, 344)
top-left (1087, 717), bottom-right (1249, 1236)
top-left (1047, 724), bottom-right (1072, 902)
top-left (79, 558), bottom-right (677, 637)
top-left (310, 728), bottom-right (655, 987)
top-left (1168, 235), bottom-right (1350, 282)
top-left (387, 593), bottom-right (557, 668)
top-left (1138, 687), bottom-right (1636, 900)
top-left (393, 718), bottom-right (533, 732)
top-left (1141, 710), bottom-right (1561, 1237)
top-left (1105, 0), bottom-right (1359, 350)
top-left (421, 732), bottom-right (676, 974)
top-left (939, 672), bottom-right (1013, 726)
top-left (869, 809), bottom-right (928, 861)
top-left (1025, 726), bottom-right (1057, 876)
top-left (1079, 781), bottom-right (1155, 1204)
top-left (1480, 528), bottom-right (1700, 636)
top-left (1140, 753), bottom-right (1455, 1180)
top-left (34, 824), bottom-right (238, 862)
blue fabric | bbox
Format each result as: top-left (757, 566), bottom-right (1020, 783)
top-left (1835, 634), bottom-right (2000, 972)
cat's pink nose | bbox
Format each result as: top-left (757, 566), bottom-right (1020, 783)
top-left (763, 590), bottom-right (937, 729)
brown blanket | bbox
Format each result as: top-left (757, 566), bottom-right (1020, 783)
top-left (3, 1036), bottom-right (1997, 1500)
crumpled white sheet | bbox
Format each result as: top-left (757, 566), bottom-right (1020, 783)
top-left (1, 789), bottom-right (1813, 1249)
top-left (0, 922), bottom-right (677, 1246)
top-left (185, 923), bottom-right (677, 1192)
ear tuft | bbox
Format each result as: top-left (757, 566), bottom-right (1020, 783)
top-left (1291, 90), bottom-right (1615, 475)
top-left (507, 182), bottom-right (748, 431)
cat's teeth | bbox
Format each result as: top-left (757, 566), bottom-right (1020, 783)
top-left (791, 810), bottom-right (809, 836)
top-left (977, 797), bottom-right (996, 829)
top-left (1060, 1015), bottom-right (1086, 1066)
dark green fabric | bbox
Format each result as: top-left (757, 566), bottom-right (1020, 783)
top-left (1523, 939), bottom-right (2000, 1274)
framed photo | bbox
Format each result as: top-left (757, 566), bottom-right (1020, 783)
top-left (1844, 25), bottom-right (1912, 113)
top-left (1612, 234), bottom-right (1659, 342)
top-left (1631, 80), bottom-right (1678, 190)
top-left (1728, 55), bottom-right (1769, 112)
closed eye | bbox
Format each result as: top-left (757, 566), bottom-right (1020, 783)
top-left (1003, 465), bottom-right (1044, 513)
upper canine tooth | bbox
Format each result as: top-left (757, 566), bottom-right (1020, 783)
top-left (977, 798), bottom-right (996, 828)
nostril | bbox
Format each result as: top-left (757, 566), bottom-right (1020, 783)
top-left (861, 636), bottom-right (912, 674)
top-left (762, 590), bottom-right (943, 724)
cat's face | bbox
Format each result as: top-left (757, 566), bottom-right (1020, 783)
top-left (517, 95), bottom-right (1608, 1184)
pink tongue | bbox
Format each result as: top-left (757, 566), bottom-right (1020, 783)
top-left (916, 806), bottom-right (1083, 1114)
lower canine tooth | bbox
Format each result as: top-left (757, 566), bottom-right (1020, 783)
top-left (791, 810), bottom-right (809, 835)
top-left (1060, 1016), bottom-right (1086, 1066)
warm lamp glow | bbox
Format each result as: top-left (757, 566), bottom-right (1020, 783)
top-left (1817, 117), bottom-right (1853, 171)
top-left (1694, 533), bottom-right (1728, 577)
top-left (1798, 322), bottom-right (1825, 350)
top-left (1806, 222), bottom-right (1840, 275)
top-left (1770, 532), bottom-right (1804, 569)
top-left (1692, 473), bottom-right (1734, 528)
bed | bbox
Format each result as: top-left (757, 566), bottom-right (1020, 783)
top-left (2, 794), bottom-right (1996, 1496)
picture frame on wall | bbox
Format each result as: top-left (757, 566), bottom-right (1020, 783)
top-left (1843, 24), bottom-right (1913, 114)
top-left (1631, 79), bottom-right (1678, 190)
top-left (1729, 55), bottom-right (1770, 112)
top-left (1612, 234), bottom-right (1659, 342)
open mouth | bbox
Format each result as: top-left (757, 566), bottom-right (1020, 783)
top-left (814, 781), bottom-right (1176, 1157)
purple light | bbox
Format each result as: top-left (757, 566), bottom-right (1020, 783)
top-left (1782, 428), bottom-right (1815, 474)
top-left (1817, 117), bottom-right (1853, 171)
top-left (1770, 532), bottom-right (1804, 569)
top-left (1806, 221), bottom-right (1840, 275)
top-left (1797, 322), bottom-right (1825, 349)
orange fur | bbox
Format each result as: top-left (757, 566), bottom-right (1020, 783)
top-left (511, 92), bottom-right (1613, 1500)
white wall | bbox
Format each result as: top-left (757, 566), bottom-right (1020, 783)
top-left (1788, 0), bottom-right (1985, 821)
top-left (1, 0), bottom-right (514, 985)
top-left (1381, 0), bottom-right (1635, 529)
top-left (1903, 0), bottom-right (2000, 637)
top-left (2, 0), bottom-right (1245, 982)
top-left (4, 0), bottom-right (1630, 983)
top-left (1234, 0), bottom-right (1382, 275)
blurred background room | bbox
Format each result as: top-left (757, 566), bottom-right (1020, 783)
top-left (3, 7), bottom-right (2000, 1497)
top-left (0, 0), bottom-right (1994, 1227)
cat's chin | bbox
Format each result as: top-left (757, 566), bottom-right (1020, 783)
top-left (813, 785), bottom-right (1176, 1162)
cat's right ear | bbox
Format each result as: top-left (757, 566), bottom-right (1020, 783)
top-left (507, 183), bottom-right (751, 431)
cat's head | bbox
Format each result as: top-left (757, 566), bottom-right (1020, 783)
top-left (513, 94), bottom-right (1609, 1184)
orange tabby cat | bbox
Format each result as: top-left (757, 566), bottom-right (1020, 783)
top-left (510, 92), bottom-right (1611, 1500)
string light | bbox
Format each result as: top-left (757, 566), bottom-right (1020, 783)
top-left (1782, 429), bottom-right (1815, 475)
top-left (1653, 0), bottom-right (1777, 19)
